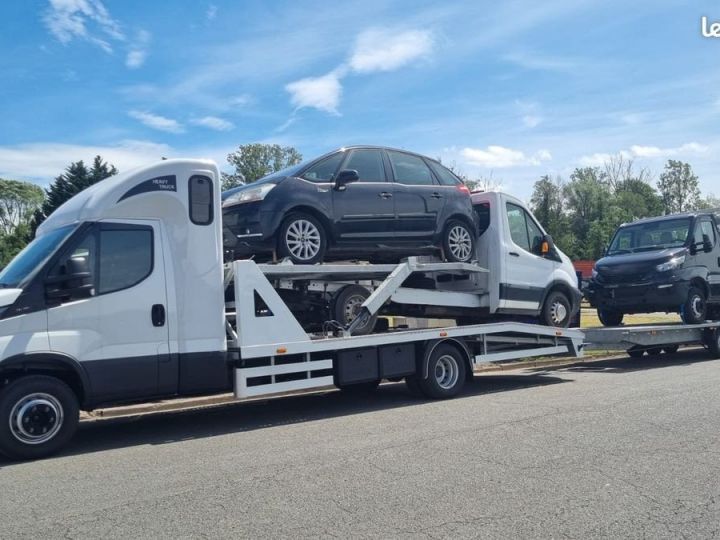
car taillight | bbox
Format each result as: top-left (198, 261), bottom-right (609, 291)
top-left (457, 185), bottom-right (470, 195)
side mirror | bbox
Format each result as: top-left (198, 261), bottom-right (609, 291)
top-left (539, 234), bottom-right (556, 257)
top-left (334, 169), bottom-right (360, 191)
top-left (703, 234), bottom-right (713, 253)
top-left (45, 256), bottom-right (95, 300)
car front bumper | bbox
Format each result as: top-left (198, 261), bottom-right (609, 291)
top-left (222, 202), bottom-right (279, 255)
top-left (586, 276), bottom-right (690, 312)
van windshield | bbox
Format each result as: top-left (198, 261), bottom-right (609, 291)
top-left (0, 224), bottom-right (77, 288)
top-left (607, 218), bottom-right (691, 255)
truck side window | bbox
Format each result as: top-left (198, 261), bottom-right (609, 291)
top-left (189, 175), bottom-right (213, 225)
top-left (699, 219), bottom-right (716, 244)
top-left (474, 203), bottom-right (490, 237)
top-left (98, 227), bottom-right (153, 294)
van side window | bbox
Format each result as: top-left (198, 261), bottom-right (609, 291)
top-left (506, 203), bottom-right (544, 254)
top-left (189, 175), bottom-right (213, 225)
top-left (98, 227), bottom-right (153, 294)
top-left (475, 203), bottom-right (490, 237)
top-left (698, 219), bottom-right (716, 244)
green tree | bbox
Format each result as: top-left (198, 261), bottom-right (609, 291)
top-left (657, 160), bottom-right (700, 214)
top-left (529, 174), bottom-right (573, 252)
top-left (32, 156), bottom-right (117, 233)
top-left (223, 143), bottom-right (303, 190)
top-left (0, 179), bottom-right (44, 235)
top-left (563, 167), bottom-right (612, 258)
top-left (614, 178), bottom-right (664, 220)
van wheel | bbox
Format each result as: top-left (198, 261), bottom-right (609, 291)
top-left (418, 344), bottom-right (467, 399)
top-left (278, 213), bottom-right (327, 264)
top-left (443, 221), bottom-right (475, 263)
top-left (332, 285), bottom-right (377, 336)
top-left (0, 376), bottom-right (79, 461)
top-left (681, 286), bottom-right (706, 324)
top-left (541, 291), bottom-right (571, 328)
top-left (598, 309), bottom-right (624, 327)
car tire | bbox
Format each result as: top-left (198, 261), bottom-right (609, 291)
top-left (541, 291), bottom-right (572, 328)
top-left (443, 220), bottom-right (475, 263)
top-left (278, 213), bottom-right (327, 264)
top-left (418, 344), bottom-right (467, 399)
top-left (598, 309), bottom-right (624, 327)
top-left (0, 375), bottom-right (79, 461)
top-left (680, 286), bottom-right (707, 325)
top-left (332, 285), bottom-right (377, 336)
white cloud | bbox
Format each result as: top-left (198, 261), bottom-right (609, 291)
top-left (128, 110), bottom-right (185, 133)
top-left (522, 115), bottom-right (542, 128)
top-left (285, 72), bottom-right (342, 114)
top-left (43, 0), bottom-right (124, 51)
top-left (125, 49), bottom-right (145, 68)
top-left (349, 28), bottom-right (433, 73)
top-left (502, 51), bottom-right (579, 72)
top-left (125, 29), bottom-right (150, 69)
top-left (191, 116), bottom-right (234, 131)
top-left (579, 142), bottom-right (708, 165)
top-left (578, 153), bottom-right (615, 167)
top-left (461, 146), bottom-right (552, 168)
top-left (206, 4), bottom-right (217, 21)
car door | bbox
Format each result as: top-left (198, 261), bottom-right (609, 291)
top-left (693, 217), bottom-right (720, 300)
top-left (331, 148), bottom-right (394, 241)
top-left (387, 150), bottom-right (446, 241)
top-left (500, 201), bottom-right (554, 312)
top-left (46, 219), bottom-right (170, 402)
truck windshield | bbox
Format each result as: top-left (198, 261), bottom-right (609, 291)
top-left (0, 224), bottom-right (77, 288)
top-left (607, 218), bottom-right (691, 255)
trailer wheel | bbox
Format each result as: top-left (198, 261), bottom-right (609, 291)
top-left (418, 344), bottom-right (467, 399)
top-left (680, 287), bottom-right (707, 325)
top-left (278, 213), bottom-right (327, 264)
top-left (0, 375), bottom-right (79, 460)
top-left (627, 347), bottom-right (645, 358)
top-left (332, 285), bottom-right (377, 336)
top-left (541, 291), bottom-right (572, 328)
top-left (704, 328), bottom-right (720, 358)
top-left (598, 309), bottom-right (624, 327)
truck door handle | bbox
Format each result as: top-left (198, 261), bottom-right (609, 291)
top-left (151, 304), bottom-right (166, 327)
top-left (431, 192), bottom-right (443, 199)
top-left (509, 252), bottom-right (520, 257)
top-left (379, 192), bottom-right (393, 199)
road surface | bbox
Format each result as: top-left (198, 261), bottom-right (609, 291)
top-left (2, 350), bottom-right (719, 538)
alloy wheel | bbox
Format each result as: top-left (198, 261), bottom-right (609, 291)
top-left (285, 219), bottom-right (321, 261)
top-left (448, 225), bottom-right (472, 261)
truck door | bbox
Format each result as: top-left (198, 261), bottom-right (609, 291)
top-left (500, 201), bottom-right (554, 313)
top-left (693, 216), bottom-right (720, 300)
top-left (46, 220), bottom-right (171, 403)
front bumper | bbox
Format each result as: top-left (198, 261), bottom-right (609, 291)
top-left (222, 202), bottom-right (278, 254)
top-left (586, 276), bottom-right (690, 312)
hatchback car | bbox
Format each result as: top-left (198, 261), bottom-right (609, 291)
top-left (222, 146), bottom-right (476, 264)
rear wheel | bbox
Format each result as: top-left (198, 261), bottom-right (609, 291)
top-left (598, 309), bottom-right (624, 327)
top-left (418, 344), bottom-right (467, 399)
top-left (278, 213), bottom-right (327, 264)
top-left (681, 286), bottom-right (707, 324)
top-left (332, 285), bottom-right (377, 336)
top-left (0, 375), bottom-right (79, 460)
top-left (541, 291), bottom-right (572, 328)
top-left (443, 221), bottom-right (475, 263)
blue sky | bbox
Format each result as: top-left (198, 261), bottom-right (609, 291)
top-left (0, 0), bottom-right (718, 200)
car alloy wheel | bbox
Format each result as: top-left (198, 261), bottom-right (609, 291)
top-left (285, 219), bottom-right (322, 262)
top-left (445, 222), bottom-right (474, 262)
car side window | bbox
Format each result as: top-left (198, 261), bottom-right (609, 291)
top-left (387, 151), bottom-right (436, 185)
top-left (506, 203), bottom-right (530, 251)
top-left (343, 149), bottom-right (386, 182)
top-left (301, 153), bottom-right (344, 182)
top-left (428, 161), bottom-right (462, 186)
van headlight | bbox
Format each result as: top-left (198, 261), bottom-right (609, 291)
top-left (656, 255), bottom-right (685, 272)
top-left (222, 184), bottom-right (276, 207)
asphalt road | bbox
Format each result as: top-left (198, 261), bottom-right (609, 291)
top-left (2, 350), bottom-right (720, 539)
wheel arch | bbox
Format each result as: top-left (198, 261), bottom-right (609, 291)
top-left (444, 212), bottom-right (476, 235)
top-left (419, 338), bottom-right (473, 382)
top-left (280, 205), bottom-right (334, 244)
top-left (0, 352), bottom-right (91, 409)
top-left (689, 276), bottom-right (710, 299)
top-left (540, 280), bottom-right (580, 315)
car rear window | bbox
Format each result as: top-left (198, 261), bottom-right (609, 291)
top-left (387, 151), bottom-right (436, 185)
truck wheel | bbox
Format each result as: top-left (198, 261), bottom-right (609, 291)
top-left (0, 375), bottom-right (79, 460)
top-left (541, 291), bottom-right (572, 328)
top-left (278, 213), bottom-right (327, 264)
top-left (680, 287), bottom-right (706, 325)
top-left (418, 344), bottom-right (467, 399)
top-left (598, 309), bottom-right (624, 327)
top-left (443, 220), bottom-right (475, 263)
top-left (333, 285), bottom-right (377, 336)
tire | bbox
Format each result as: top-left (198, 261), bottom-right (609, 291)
top-left (627, 347), bottom-right (645, 358)
top-left (681, 286), bottom-right (707, 325)
top-left (598, 309), bottom-right (624, 327)
top-left (337, 380), bottom-right (380, 393)
top-left (663, 344), bottom-right (680, 354)
top-left (332, 285), bottom-right (377, 336)
top-left (0, 375), bottom-right (79, 461)
top-left (443, 220), bottom-right (475, 263)
top-left (541, 291), bottom-right (572, 328)
top-left (418, 344), bottom-right (467, 399)
top-left (278, 213), bottom-right (327, 264)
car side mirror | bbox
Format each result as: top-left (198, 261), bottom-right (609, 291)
top-left (334, 169), bottom-right (359, 191)
top-left (703, 233), bottom-right (713, 253)
top-left (45, 256), bottom-right (95, 300)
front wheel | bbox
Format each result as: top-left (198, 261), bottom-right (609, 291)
top-left (0, 375), bottom-right (79, 460)
top-left (278, 213), bottom-right (327, 264)
top-left (598, 309), bottom-right (624, 327)
top-left (443, 220), bottom-right (475, 263)
top-left (681, 286), bottom-right (707, 324)
top-left (417, 344), bottom-right (467, 399)
top-left (541, 291), bottom-right (572, 328)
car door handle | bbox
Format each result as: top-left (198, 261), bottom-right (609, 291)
top-left (379, 192), bottom-right (393, 199)
top-left (509, 252), bottom-right (520, 257)
top-left (431, 192), bottom-right (443, 199)
top-left (151, 304), bottom-right (166, 327)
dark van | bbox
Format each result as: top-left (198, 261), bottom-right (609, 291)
top-left (587, 211), bottom-right (720, 325)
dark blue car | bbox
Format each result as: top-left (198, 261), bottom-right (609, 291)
top-left (222, 146), bottom-right (476, 264)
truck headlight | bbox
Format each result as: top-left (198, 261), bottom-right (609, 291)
top-left (222, 184), bottom-right (276, 207)
top-left (656, 255), bottom-right (685, 272)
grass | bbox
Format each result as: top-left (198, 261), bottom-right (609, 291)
top-left (580, 308), bottom-right (680, 328)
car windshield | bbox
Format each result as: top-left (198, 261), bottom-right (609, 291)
top-left (0, 224), bottom-right (76, 288)
top-left (607, 218), bottom-right (691, 255)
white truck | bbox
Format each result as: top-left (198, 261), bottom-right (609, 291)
top-left (0, 159), bottom-right (718, 460)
